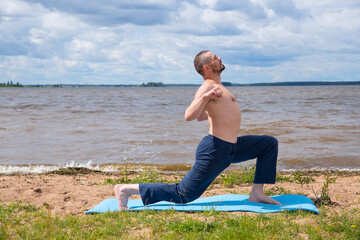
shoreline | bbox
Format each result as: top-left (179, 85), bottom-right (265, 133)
top-left (1, 163), bottom-right (360, 175)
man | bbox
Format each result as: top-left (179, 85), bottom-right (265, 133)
top-left (114, 50), bottom-right (281, 209)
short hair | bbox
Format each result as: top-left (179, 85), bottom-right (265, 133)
top-left (194, 50), bottom-right (211, 76)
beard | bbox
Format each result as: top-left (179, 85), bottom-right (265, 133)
top-left (211, 62), bottom-right (225, 74)
top-left (219, 63), bottom-right (225, 73)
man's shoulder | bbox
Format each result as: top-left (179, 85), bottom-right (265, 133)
top-left (193, 81), bottom-right (214, 99)
top-left (200, 80), bottom-right (216, 90)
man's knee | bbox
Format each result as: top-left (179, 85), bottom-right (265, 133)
top-left (180, 190), bottom-right (202, 203)
top-left (265, 135), bottom-right (278, 147)
top-left (177, 182), bottom-right (207, 204)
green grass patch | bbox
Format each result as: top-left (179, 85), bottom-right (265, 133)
top-left (1, 202), bottom-right (359, 239)
top-left (313, 176), bottom-right (337, 207)
top-left (264, 186), bottom-right (293, 196)
top-left (103, 168), bottom-right (180, 185)
top-left (213, 167), bottom-right (256, 187)
top-left (46, 167), bottom-right (103, 175)
top-left (213, 168), bottom-right (316, 187)
top-left (292, 172), bottom-right (316, 185)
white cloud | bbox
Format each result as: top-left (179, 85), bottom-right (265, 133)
top-left (0, 0), bottom-right (359, 84)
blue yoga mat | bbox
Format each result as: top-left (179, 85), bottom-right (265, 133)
top-left (85, 194), bottom-right (319, 214)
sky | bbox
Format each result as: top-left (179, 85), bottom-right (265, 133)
top-left (0, 0), bottom-right (359, 85)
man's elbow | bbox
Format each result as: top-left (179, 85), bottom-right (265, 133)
top-left (185, 114), bottom-right (194, 121)
top-left (184, 109), bottom-right (194, 121)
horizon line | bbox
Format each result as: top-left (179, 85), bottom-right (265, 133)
top-left (18, 80), bottom-right (360, 87)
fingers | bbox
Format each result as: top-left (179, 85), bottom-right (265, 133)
top-left (211, 87), bottom-right (223, 98)
top-left (203, 86), bottom-right (223, 100)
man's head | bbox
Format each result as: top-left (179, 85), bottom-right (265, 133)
top-left (194, 50), bottom-right (225, 77)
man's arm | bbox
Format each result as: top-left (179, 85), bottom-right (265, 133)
top-left (184, 84), bottom-right (223, 121)
top-left (196, 110), bottom-right (208, 122)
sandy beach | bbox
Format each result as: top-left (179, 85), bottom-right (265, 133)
top-left (0, 168), bottom-right (359, 216)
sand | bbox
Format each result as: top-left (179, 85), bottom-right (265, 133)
top-left (0, 170), bottom-right (359, 216)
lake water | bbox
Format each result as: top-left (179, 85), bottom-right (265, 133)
top-left (1, 86), bottom-right (359, 173)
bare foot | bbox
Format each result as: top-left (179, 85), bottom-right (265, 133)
top-left (114, 184), bottom-right (140, 210)
top-left (249, 184), bottom-right (282, 205)
top-left (248, 192), bottom-right (282, 205)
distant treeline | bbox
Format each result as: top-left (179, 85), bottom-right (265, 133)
top-left (140, 82), bottom-right (166, 87)
top-left (17, 81), bottom-right (360, 88)
top-left (0, 81), bottom-right (23, 87)
top-left (140, 81), bottom-right (232, 87)
top-left (233, 81), bottom-right (360, 86)
top-left (26, 84), bottom-right (138, 88)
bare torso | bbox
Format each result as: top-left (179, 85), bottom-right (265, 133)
top-left (204, 82), bottom-right (241, 143)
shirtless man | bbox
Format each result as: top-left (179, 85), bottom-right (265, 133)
top-left (114, 50), bottom-right (281, 209)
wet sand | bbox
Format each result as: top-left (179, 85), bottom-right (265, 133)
top-left (0, 170), bottom-right (359, 216)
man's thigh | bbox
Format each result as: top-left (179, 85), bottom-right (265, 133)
top-left (231, 135), bottom-right (275, 163)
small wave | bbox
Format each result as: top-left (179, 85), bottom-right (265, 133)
top-left (160, 152), bottom-right (192, 158)
top-left (306, 97), bottom-right (329, 101)
top-left (317, 136), bottom-right (349, 143)
top-left (14, 104), bottom-right (54, 110)
top-left (70, 110), bottom-right (105, 114)
top-left (304, 126), bottom-right (326, 130)
top-left (279, 167), bottom-right (360, 171)
top-left (241, 109), bottom-right (255, 113)
top-left (263, 101), bottom-right (277, 104)
top-left (70, 130), bottom-right (87, 134)
top-left (0, 161), bottom-right (195, 175)
top-left (0, 161), bottom-right (118, 175)
top-left (239, 127), bottom-right (294, 136)
top-left (151, 140), bottom-right (182, 145)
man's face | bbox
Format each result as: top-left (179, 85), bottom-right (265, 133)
top-left (207, 52), bottom-right (225, 73)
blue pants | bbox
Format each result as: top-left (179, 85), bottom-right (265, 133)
top-left (139, 134), bottom-right (278, 205)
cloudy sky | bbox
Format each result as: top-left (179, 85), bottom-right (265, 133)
top-left (0, 0), bottom-right (359, 85)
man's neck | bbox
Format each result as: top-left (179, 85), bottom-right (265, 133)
top-left (204, 74), bottom-right (222, 84)
top-left (205, 79), bottom-right (222, 85)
